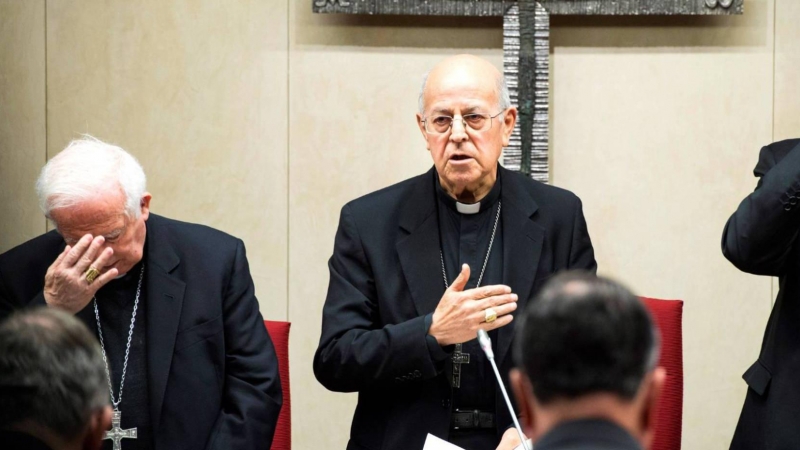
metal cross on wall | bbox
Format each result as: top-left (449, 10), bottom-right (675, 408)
top-left (314, 0), bottom-right (743, 183)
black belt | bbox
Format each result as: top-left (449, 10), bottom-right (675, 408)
top-left (450, 409), bottom-right (495, 430)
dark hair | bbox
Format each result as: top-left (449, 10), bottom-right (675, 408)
top-left (0, 307), bottom-right (108, 438)
top-left (513, 271), bottom-right (659, 405)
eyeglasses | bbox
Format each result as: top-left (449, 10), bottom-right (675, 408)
top-left (422, 110), bottom-right (505, 134)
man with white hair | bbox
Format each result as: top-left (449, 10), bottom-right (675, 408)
top-left (0, 137), bottom-right (282, 450)
top-left (314, 54), bottom-right (596, 450)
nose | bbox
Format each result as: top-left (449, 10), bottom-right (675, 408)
top-left (449, 118), bottom-right (469, 143)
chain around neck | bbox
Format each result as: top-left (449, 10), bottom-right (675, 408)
top-left (440, 201), bottom-right (502, 290)
top-left (93, 263), bottom-right (145, 411)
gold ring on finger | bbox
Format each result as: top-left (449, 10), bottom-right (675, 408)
top-left (484, 307), bottom-right (497, 323)
top-left (84, 266), bottom-right (100, 284)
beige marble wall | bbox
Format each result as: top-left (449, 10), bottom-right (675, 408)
top-left (45, 0), bottom-right (289, 320)
top-left (0, 0), bottom-right (796, 448)
top-left (775, 0), bottom-right (800, 141)
top-left (550, 1), bottom-right (774, 447)
top-left (0, 0), bottom-right (46, 252)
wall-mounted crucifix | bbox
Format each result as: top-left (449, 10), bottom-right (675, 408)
top-left (314, 0), bottom-right (743, 183)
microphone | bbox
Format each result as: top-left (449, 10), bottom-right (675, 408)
top-left (477, 329), bottom-right (531, 450)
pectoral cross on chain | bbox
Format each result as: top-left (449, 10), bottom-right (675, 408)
top-left (452, 343), bottom-right (470, 388)
top-left (104, 410), bottom-right (137, 450)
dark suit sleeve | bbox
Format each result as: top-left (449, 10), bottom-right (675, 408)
top-left (569, 197), bottom-right (597, 273)
top-left (314, 204), bottom-right (442, 393)
top-left (0, 268), bottom-right (16, 320)
top-left (0, 266), bottom-right (48, 321)
top-left (204, 240), bottom-right (282, 450)
top-left (722, 143), bottom-right (800, 276)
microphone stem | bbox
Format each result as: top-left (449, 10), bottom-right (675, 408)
top-left (488, 356), bottom-right (531, 450)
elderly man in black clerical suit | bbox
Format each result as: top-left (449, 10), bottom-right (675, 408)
top-left (1, 308), bottom-right (112, 450)
top-left (510, 272), bottom-right (665, 450)
top-left (722, 137), bottom-right (800, 450)
top-left (0, 137), bottom-right (282, 450)
top-left (314, 54), bottom-right (596, 450)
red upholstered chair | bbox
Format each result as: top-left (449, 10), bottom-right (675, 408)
top-left (640, 298), bottom-right (683, 450)
top-left (264, 321), bottom-right (291, 450)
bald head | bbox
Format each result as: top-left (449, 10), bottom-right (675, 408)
top-left (418, 54), bottom-right (511, 115)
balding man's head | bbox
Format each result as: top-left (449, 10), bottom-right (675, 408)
top-left (510, 272), bottom-right (665, 448)
top-left (418, 54), bottom-right (511, 115)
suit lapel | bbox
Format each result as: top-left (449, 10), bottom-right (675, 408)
top-left (496, 167), bottom-right (544, 365)
top-left (393, 167), bottom-right (544, 364)
top-left (143, 216), bottom-right (186, 433)
top-left (396, 168), bottom-right (446, 316)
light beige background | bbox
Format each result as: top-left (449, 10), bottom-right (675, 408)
top-left (0, 0), bottom-right (796, 448)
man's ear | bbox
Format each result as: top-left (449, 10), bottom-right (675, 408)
top-left (416, 113), bottom-right (431, 151)
top-left (83, 405), bottom-right (112, 450)
top-left (140, 193), bottom-right (152, 221)
top-left (639, 367), bottom-right (666, 450)
top-left (501, 107), bottom-right (518, 147)
top-left (510, 368), bottom-right (535, 438)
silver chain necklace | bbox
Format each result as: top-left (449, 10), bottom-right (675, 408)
top-left (440, 201), bottom-right (502, 290)
top-left (93, 263), bottom-right (144, 411)
top-left (440, 201), bottom-right (501, 389)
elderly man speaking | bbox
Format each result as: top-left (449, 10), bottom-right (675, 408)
top-left (0, 137), bottom-right (282, 450)
top-left (314, 54), bottom-right (597, 450)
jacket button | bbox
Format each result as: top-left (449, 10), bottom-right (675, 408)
top-left (442, 399), bottom-right (451, 408)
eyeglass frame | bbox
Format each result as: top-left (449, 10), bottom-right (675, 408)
top-left (421, 109), bottom-right (507, 135)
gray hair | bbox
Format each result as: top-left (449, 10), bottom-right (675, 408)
top-left (418, 70), bottom-right (512, 115)
top-left (0, 308), bottom-right (109, 439)
top-left (36, 136), bottom-right (147, 221)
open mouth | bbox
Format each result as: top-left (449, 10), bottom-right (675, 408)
top-left (450, 154), bottom-right (472, 161)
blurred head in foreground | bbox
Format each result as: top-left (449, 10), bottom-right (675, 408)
top-left (511, 271), bottom-right (665, 449)
top-left (0, 307), bottom-right (111, 450)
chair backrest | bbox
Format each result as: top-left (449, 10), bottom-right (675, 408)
top-left (265, 320), bottom-right (291, 450)
top-left (640, 297), bottom-right (684, 450)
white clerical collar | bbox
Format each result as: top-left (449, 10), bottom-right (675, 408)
top-left (455, 202), bottom-right (481, 215)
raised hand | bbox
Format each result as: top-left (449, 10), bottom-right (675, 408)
top-left (429, 264), bottom-right (518, 346)
top-left (43, 234), bottom-right (119, 314)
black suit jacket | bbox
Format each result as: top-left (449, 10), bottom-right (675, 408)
top-left (534, 419), bottom-right (642, 450)
top-left (722, 138), bottom-right (800, 450)
top-left (0, 431), bottom-right (54, 450)
top-left (314, 166), bottom-right (597, 450)
top-left (0, 214), bottom-right (282, 450)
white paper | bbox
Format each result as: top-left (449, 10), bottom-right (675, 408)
top-left (422, 434), bottom-right (465, 450)
top-left (421, 433), bottom-right (533, 450)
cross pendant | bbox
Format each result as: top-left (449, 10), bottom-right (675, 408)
top-left (452, 343), bottom-right (470, 388)
top-left (104, 410), bottom-right (137, 450)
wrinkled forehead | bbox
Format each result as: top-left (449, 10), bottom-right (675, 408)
top-left (51, 195), bottom-right (128, 239)
top-left (424, 69), bottom-right (499, 114)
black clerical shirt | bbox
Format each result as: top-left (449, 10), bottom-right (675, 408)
top-left (425, 170), bottom-right (504, 450)
top-left (89, 260), bottom-right (152, 450)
